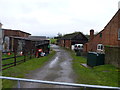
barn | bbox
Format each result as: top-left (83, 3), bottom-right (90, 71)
top-left (58, 32), bottom-right (88, 49)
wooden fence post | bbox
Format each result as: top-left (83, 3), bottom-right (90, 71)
top-left (0, 22), bottom-right (3, 89)
top-left (13, 38), bottom-right (18, 66)
top-left (24, 49), bottom-right (26, 62)
top-left (30, 41), bottom-right (32, 59)
top-left (14, 50), bottom-right (17, 66)
top-left (30, 49), bottom-right (32, 59)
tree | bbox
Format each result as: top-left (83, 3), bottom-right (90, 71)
top-left (57, 33), bottom-right (62, 37)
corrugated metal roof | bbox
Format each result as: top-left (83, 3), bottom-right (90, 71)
top-left (28, 36), bottom-right (47, 41)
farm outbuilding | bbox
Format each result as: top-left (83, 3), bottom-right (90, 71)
top-left (28, 36), bottom-right (50, 54)
top-left (2, 29), bottom-right (31, 52)
top-left (2, 29), bottom-right (50, 55)
top-left (3, 29), bottom-right (31, 37)
top-left (1, 26), bottom-right (50, 70)
top-left (58, 32), bottom-right (88, 49)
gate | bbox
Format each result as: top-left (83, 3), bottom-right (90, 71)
top-left (0, 76), bottom-right (120, 89)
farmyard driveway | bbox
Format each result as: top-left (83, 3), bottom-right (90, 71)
top-left (20, 44), bottom-right (76, 88)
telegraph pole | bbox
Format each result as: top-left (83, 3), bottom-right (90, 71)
top-left (0, 22), bottom-right (3, 89)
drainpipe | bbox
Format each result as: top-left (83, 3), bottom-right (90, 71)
top-left (0, 22), bottom-right (3, 89)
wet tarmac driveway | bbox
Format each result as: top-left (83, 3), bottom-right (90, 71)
top-left (21, 44), bottom-right (76, 88)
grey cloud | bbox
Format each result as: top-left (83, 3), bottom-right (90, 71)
top-left (0, 0), bottom-right (120, 37)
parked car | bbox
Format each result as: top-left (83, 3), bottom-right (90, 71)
top-left (74, 44), bottom-right (83, 52)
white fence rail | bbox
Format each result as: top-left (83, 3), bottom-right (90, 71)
top-left (0, 76), bottom-right (120, 89)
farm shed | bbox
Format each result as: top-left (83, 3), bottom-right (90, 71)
top-left (2, 36), bottom-right (31, 52)
top-left (2, 29), bottom-right (31, 52)
top-left (28, 36), bottom-right (50, 54)
top-left (2, 29), bottom-right (31, 37)
top-left (58, 32), bottom-right (88, 49)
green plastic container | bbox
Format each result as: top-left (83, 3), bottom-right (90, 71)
top-left (76, 51), bottom-right (81, 56)
top-left (87, 52), bottom-right (105, 67)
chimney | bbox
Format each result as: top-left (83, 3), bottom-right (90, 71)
top-left (90, 29), bottom-right (94, 41)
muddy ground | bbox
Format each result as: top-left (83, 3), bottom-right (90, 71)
top-left (20, 44), bottom-right (76, 88)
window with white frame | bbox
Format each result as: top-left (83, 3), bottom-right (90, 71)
top-left (118, 28), bottom-right (120, 40)
top-left (97, 44), bottom-right (104, 51)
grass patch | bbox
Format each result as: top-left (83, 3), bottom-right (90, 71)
top-left (2, 53), bottom-right (14, 58)
top-left (50, 39), bottom-right (57, 44)
top-left (2, 53), bottom-right (33, 70)
top-left (2, 50), bottom-right (56, 88)
top-left (70, 50), bottom-right (119, 87)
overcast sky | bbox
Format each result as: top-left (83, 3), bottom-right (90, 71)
top-left (0, 0), bottom-right (120, 37)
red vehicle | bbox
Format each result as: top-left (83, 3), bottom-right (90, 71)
top-left (36, 49), bottom-right (42, 58)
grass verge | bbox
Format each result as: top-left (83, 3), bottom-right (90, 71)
top-left (70, 50), bottom-right (119, 87)
top-left (2, 50), bottom-right (56, 88)
top-left (50, 39), bottom-right (57, 44)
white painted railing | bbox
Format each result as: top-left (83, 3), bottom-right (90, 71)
top-left (0, 76), bottom-right (120, 89)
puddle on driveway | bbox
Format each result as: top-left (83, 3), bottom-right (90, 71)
top-left (49, 56), bottom-right (58, 68)
top-left (20, 44), bottom-right (76, 88)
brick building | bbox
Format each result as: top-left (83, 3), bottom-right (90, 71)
top-left (84, 9), bottom-right (120, 52)
top-left (28, 36), bottom-right (50, 53)
top-left (58, 32), bottom-right (88, 49)
top-left (3, 29), bottom-right (31, 37)
top-left (2, 28), bottom-right (50, 54)
top-left (2, 29), bottom-right (31, 52)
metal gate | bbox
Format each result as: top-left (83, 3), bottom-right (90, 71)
top-left (0, 76), bottom-right (120, 89)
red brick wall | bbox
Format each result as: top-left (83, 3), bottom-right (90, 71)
top-left (59, 39), bottom-right (71, 48)
top-left (59, 40), bottom-right (65, 47)
top-left (19, 32), bottom-right (30, 37)
top-left (118, 9), bottom-right (120, 46)
top-left (65, 40), bottom-right (71, 48)
top-left (85, 10), bottom-right (120, 52)
top-left (4, 29), bottom-right (30, 37)
top-left (105, 46), bottom-right (120, 68)
top-left (4, 30), bottom-right (18, 36)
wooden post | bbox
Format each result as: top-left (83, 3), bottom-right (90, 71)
top-left (14, 45), bottom-right (16, 66)
top-left (24, 40), bottom-right (26, 62)
top-left (30, 41), bottom-right (32, 59)
top-left (0, 22), bottom-right (3, 89)
top-left (24, 51), bottom-right (26, 62)
top-left (23, 46), bottom-right (26, 62)
top-left (13, 38), bottom-right (18, 66)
